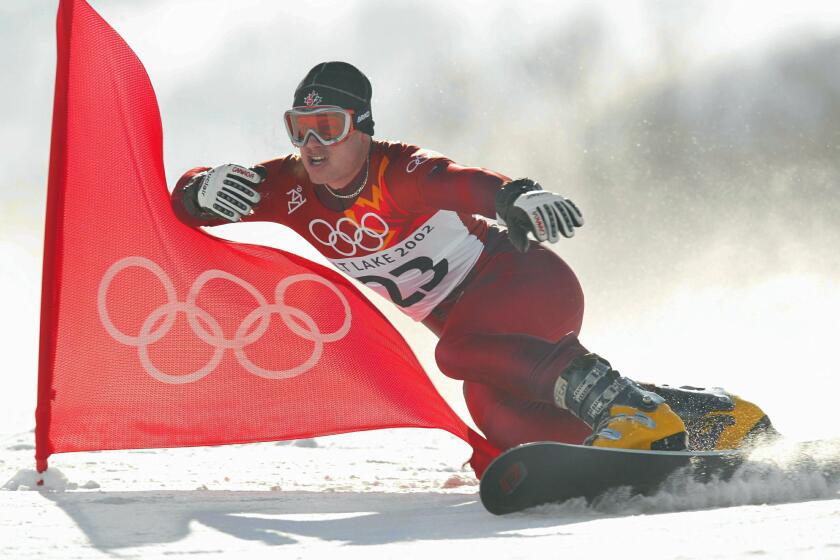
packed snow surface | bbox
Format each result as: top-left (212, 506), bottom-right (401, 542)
top-left (3, 429), bottom-right (840, 559)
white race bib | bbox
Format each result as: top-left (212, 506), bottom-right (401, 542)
top-left (329, 211), bottom-right (483, 321)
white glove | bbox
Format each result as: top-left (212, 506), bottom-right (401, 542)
top-left (495, 178), bottom-right (584, 252)
top-left (193, 164), bottom-right (263, 222)
top-left (504, 190), bottom-right (584, 242)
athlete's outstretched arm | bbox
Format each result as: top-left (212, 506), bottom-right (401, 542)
top-left (417, 161), bottom-right (510, 219)
top-left (410, 159), bottom-right (583, 252)
top-left (171, 164), bottom-right (284, 228)
top-left (170, 165), bottom-right (265, 226)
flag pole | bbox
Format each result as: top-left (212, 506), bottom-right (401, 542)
top-left (36, 0), bottom-right (77, 482)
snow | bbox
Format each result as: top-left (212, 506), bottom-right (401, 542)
top-left (3, 429), bottom-right (840, 559)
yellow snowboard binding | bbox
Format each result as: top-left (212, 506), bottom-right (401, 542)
top-left (641, 384), bottom-right (778, 451)
top-left (585, 402), bottom-right (689, 450)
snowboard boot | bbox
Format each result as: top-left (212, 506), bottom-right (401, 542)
top-left (554, 353), bottom-right (688, 451)
top-left (640, 384), bottom-right (779, 451)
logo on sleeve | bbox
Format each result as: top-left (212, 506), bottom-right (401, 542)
top-left (406, 154), bottom-right (430, 173)
top-left (287, 186), bottom-right (306, 214)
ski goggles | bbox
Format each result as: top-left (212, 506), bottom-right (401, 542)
top-left (283, 106), bottom-right (356, 147)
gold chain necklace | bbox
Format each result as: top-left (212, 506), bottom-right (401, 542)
top-left (323, 155), bottom-right (370, 200)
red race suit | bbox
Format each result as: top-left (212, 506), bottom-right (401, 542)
top-left (172, 140), bottom-right (592, 450)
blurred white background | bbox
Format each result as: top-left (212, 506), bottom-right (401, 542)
top-left (2, 0), bottom-right (839, 439)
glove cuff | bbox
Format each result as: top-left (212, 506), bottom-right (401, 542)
top-left (181, 174), bottom-right (217, 221)
top-left (495, 178), bottom-right (542, 224)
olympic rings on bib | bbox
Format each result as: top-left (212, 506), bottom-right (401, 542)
top-left (97, 256), bottom-right (352, 384)
top-left (308, 212), bottom-right (388, 257)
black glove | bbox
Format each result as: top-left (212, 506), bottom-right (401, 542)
top-left (495, 178), bottom-right (584, 252)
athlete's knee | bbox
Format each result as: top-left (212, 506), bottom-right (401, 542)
top-left (434, 333), bottom-right (478, 380)
top-left (463, 381), bottom-right (493, 423)
top-left (542, 253), bottom-right (585, 329)
top-left (518, 248), bottom-right (586, 337)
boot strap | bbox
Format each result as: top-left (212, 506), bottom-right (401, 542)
top-left (570, 358), bottom-right (611, 404)
top-left (587, 377), bottom-right (630, 421)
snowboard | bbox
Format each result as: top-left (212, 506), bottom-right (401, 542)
top-left (479, 441), bottom-right (747, 515)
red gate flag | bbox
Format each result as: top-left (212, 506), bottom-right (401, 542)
top-left (37, 0), bottom-right (497, 478)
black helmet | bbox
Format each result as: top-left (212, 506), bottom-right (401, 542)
top-left (293, 61), bottom-right (374, 135)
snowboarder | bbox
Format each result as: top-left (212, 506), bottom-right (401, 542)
top-left (171, 61), bottom-right (775, 454)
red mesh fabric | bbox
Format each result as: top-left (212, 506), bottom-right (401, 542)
top-left (37, 0), bottom-right (497, 477)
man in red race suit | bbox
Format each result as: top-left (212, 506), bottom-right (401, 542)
top-left (172, 61), bottom-right (775, 452)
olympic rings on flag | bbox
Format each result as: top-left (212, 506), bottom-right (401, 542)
top-left (97, 256), bottom-right (352, 384)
